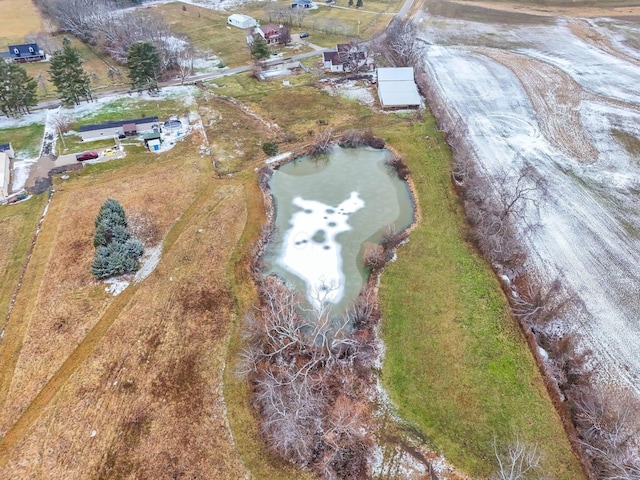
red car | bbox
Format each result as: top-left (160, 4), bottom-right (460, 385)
top-left (76, 151), bottom-right (99, 161)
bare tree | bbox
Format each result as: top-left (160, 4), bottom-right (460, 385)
top-left (176, 46), bottom-right (196, 84)
top-left (25, 31), bottom-right (60, 55)
top-left (292, 7), bottom-right (308, 28)
top-left (241, 277), bottom-right (377, 478)
top-left (309, 128), bottom-right (334, 156)
top-left (490, 437), bottom-right (542, 480)
top-left (379, 19), bottom-right (426, 68)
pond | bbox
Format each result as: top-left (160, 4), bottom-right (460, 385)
top-left (264, 146), bottom-right (415, 312)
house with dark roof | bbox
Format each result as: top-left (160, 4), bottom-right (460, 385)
top-left (322, 43), bottom-right (374, 73)
top-left (78, 117), bottom-right (160, 141)
top-left (291, 0), bottom-right (313, 8)
top-left (0, 44), bottom-right (45, 63)
top-left (0, 143), bottom-right (14, 158)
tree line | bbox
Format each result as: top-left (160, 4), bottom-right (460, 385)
top-left (0, 0), bottom-right (193, 116)
top-left (0, 36), bottom-right (163, 115)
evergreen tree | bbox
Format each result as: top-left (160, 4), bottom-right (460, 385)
top-left (356, 0), bottom-right (363, 7)
top-left (126, 41), bottom-right (161, 93)
top-left (48, 37), bottom-right (93, 107)
top-left (91, 198), bottom-right (143, 279)
top-left (0, 61), bottom-right (38, 116)
top-left (250, 36), bottom-right (271, 60)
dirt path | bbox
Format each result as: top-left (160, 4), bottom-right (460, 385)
top-left (0, 181), bottom-right (222, 463)
top-left (567, 18), bottom-right (640, 66)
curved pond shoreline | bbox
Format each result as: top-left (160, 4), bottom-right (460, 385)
top-left (262, 146), bottom-right (417, 312)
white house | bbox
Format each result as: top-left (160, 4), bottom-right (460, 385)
top-left (376, 67), bottom-right (421, 109)
top-left (0, 151), bottom-right (10, 198)
top-left (227, 14), bottom-right (257, 29)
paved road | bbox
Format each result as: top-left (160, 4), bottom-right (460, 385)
top-left (33, 49), bottom-right (330, 112)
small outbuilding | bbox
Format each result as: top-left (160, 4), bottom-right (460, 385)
top-left (227, 14), bottom-right (257, 29)
top-left (142, 132), bottom-right (162, 151)
top-left (376, 67), bottom-right (421, 109)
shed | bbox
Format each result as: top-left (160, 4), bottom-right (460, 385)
top-left (122, 123), bottom-right (137, 136)
top-left (142, 132), bottom-right (162, 150)
top-left (0, 151), bottom-right (10, 198)
top-left (376, 67), bottom-right (421, 109)
top-left (228, 14), bottom-right (257, 29)
top-left (147, 139), bottom-right (161, 151)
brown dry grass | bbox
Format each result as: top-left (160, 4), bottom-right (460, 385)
top-left (0, 181), bottom-right (250, 479)
top-left (0, 0), bottom-right (44, 45)
top-left (0, 138), bottom-right (212, 438)
top-left (0, 94), bottom-right (311, 479)
top-left (0, 129), bottom-right (255, 478)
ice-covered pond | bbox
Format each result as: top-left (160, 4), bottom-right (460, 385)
top-left (264, 146), bottom-right (414, 312)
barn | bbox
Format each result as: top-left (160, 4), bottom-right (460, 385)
top-left (227, 14), bottom-right (257, 29)
top-left (376, 67), bottom-right (421, 109)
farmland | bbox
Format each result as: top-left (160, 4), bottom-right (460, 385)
top-left (418, 0), bottom-right (640, 475)
top-left (3, 0), bottom-right (630, 477)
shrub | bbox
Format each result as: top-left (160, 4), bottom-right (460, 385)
top-left (262, 141), bottom-right (279, 156)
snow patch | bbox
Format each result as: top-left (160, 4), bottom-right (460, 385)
top-left (104, 278), bottom-right (129, 296)
top-left (134, 245), bottom-right (162, 283)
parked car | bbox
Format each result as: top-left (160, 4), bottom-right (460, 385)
top-left (76, 151), bottom-right (99, 161)
top-left (299, 32), bottom-right (310, 38)
top-left (102, 148), bottom-right (117, 156)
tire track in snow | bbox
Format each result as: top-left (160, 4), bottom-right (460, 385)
top-left (472, 46), bottom-right (599, 163)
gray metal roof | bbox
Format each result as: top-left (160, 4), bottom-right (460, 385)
top-left (377, 67), bottom-right (421, 107)
top-left (377, 67), bottom-right (415, 82)
top-left (78, 116), bottom-right (159, 132)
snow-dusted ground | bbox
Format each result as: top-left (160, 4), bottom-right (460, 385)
top-left (422, 15), bottom-right (640, 394)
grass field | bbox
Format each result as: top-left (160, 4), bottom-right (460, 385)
top-left (0, 0), bottom-right (43, 46)
top-left (0, 67), bottom-right (582, 478)
top-left (157, 3), bottom-right (254, 67)
top-left (203, 75), bottom-right (582, 477)
top-left (239, 0), bottom-right (397, 45)
top-left (0, 194), bottom-right (47, 329)
top-left (0, 124), bottom-right (44, 158)
top-left (378, 118), bottom-right (582, 478)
